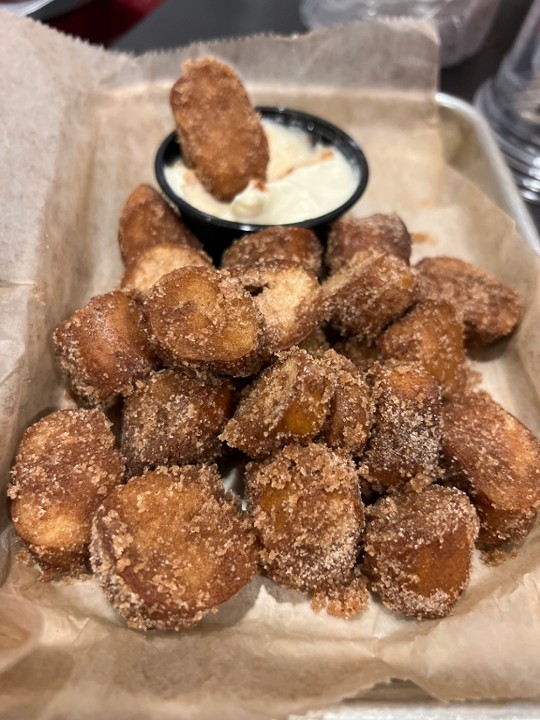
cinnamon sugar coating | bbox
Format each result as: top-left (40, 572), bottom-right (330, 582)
top-left (90, 465), bottom-right (259, 631)
top-left (170, 57), bottom-right (269, 201)
top-left (53, 290), bottom-right (157, 407)
top-left (221, 226), bottom-right (323, 276)
top-left (324, 249), bottom-right (416, 343)
top-left (326, 213), bottom-right (411, 273)
top-left (245, 443), bottom-right (365, 600)
top-left (416, 256), bottom-right (522, 347)
top-left (221, 348), bottom-right (332, 459)
top-left (378, 299), bottom-right (467, 398)
top-left (363, 486), bottom-right (479, 619)
top-left (311, 571), bottom-right (369, 619)
top-left (121, 242), bottom-right (212, 293)
top-left (143, 266), bottom-right (264, 377)
top-left (317, 350), bottom-right (373, 456)
top-left (121, 369), bottom-right (235, 477)
top-left (475, 500), bottom-right (537, 549)
top-left (9, 409), bottom-right (124, 574)
top-left (361, 362), bottom-right (442, 494)
top-left (441, 393), bottom-right (540, 548)
top-left (118, 184), bottom-right (201, 263)
top-left (229, 260), bottom-right (324, 355)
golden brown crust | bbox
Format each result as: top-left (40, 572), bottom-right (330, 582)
top-left (441, 393), bottom-right (540, 516)
top-left (361, 362), bottom-right (442, 493)
top-left (326, 214), bottom-right (411, 274)
top-left (228, 260), bottom-right (324, 356)
top-left (324, 249), bottom-right (416, 343)
top-left (475, 499), bottom-right (537, 549)
top-left (378, 299), bottom-right (468, 398)
top-left (170, 57), bottom-right (269, 201)
top-left (416, 256), bottom-right (522, 346)
top-left (9, 409), bottom-right (124, 575)
top-left (143, 266), bottom-right (264, 377)
top-left (221, 348), bottom-right (333, 459)
top-left (90, 465), bottom-right (258, 631)
top-left (363, 486), bottom-right (479, 619)
top-left (245, 443), bottom-right (365, 595)
top-left (118, 184), bottom-right (201, 263)
top-left (53, 290), bottom-right (157, 407)
top-left (120, 243), bottom-right (212, 293)
top-left (121, 369), bottom-right (235, 476)
top-left (221, 226), bottom-right (323, 276)
top-left (317, 350), bottom-right (373, 456)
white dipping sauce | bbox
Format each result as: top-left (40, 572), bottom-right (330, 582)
top-left (163, 120), bottom-right (359, 224)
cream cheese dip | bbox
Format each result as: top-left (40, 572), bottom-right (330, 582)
top-left (163, 120), bottom-right (359, 225)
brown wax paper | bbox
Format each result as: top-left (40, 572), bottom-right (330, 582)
top-left (1, 11), bottom-right (540, 720)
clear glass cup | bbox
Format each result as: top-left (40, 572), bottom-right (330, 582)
top-left (299, 0), bottom-right (503, 66)
top-left (475, 0), bottom-right (540, 204)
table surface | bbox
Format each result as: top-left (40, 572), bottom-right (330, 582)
top-left (113, 0), bottom-right (533, 102)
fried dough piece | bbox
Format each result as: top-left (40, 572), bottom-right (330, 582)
top-left (475, 500), bottom-right (537, 549)
top-left (324, 249), bottom-right (416, 343)
top-left (317, 350), bottom-right (373, 456)
top-left (378, 300), bottom-right (467, 398)
top-left (416, 256), bottom-right (522, 347)
top-left (53, 290), bottom-right (157, 407)
top-left (9, 409), bottom-right (124, 574)
top-left (221, 348), bottom-right (332, 459)
top-left (246, 443), bottom-right (365, 605)
top-left (441, 393), bottom-right (540, 548)
top-left (90, 465), bottom-right (258, 631)
top-left (170, 57), bottom-right (269, 201)
top-left (121, 369), bottom-right (235, 477)
top-left (361, 362), bottom-right (442, 494)
top-left (121, 243), bottom-right (212, 293)
top-left (363, 486), bottom-right (479, 619)
top-left (143, 266), bottom-right (264, 377)
top-left (221, 226), bottom-right (323, 276)
top-left (229, 261), bottom-right (324, 355)
top-left (118, 184), bottom-right (201, 263)
top-left (326, 214), bottom-right (411, 274)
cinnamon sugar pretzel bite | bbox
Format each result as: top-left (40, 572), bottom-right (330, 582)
top-left (441, 393), bottom-right (540, 549)
top-left (317, 349), bottom-right (373, 456)
top-left (245, 443), bottom-right (366, 615)
top-left (361, 362), bottom-right (442, 494)
top-left (53, 289), bottom-right (157, 407)
top-left (9, 409), bottom-right (124, 574)
top-left (118, 184), bottom-right (201, 263)
top-left (326, 213), bottom-right (411, 274)
top-left (221, 226), bottom-right (323, 276)
top-left (170, 57), bottom-right (269, 201)
top-left (91, 464), bottom-right (258, 631)
top-left (415, 256), bottom-right (522, 347)
top-left (120, 242), bottom-right (212, 293)
top-left (228, 260), bottom-right (324, 355)
top-left (143, 266), bottom-right (264, 377)
top-left (221, 348), bottom-right (332, 459)
top-left (121, 368), bottom-right (235, 477)
top-left (324, 248), bottom-right (416, 343)
top-left (378, 299), bottom-right (468, 398)
top-left (363, 485), bottom-right (479, 619)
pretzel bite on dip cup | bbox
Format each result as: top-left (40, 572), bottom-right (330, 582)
top-left (156, 104), bottom-right (368, 261)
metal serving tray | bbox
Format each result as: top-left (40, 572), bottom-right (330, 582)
top-left (295, 93), bottom-right (540, 720)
